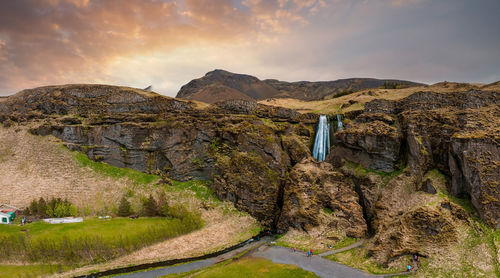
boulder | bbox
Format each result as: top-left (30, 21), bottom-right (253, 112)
top-left (418, 178), bottom-right (437, 194)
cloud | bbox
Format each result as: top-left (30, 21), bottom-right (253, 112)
top-left (390, 0), bottom-right (424, 7)
top-left (0, 0), bottom-right (317, 94)
top-left (0, 0), bottom-right (499, 96)
top-left (0, 0), bottom-right (255, 94)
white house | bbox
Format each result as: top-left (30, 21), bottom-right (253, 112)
top-left (0, 212), bottom-right (11, 224)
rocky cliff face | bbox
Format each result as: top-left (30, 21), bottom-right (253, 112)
top-left (0, 85), bottom-right (318, 229)
top-left (330, 90), bottom-right (500, 228)
top-left (1, 84), bottom-right (498, 248)
top-left (277, 158), bottom-right (367, 237)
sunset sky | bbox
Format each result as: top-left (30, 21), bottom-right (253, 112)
top-left (0, 0), bottom-right (499, 96)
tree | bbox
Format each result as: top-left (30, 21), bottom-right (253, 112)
top-left (37, 197), bottom-right (47, 218)
top-left (28, 199), bottom-right (38, 216)
top-left (118, 196), bottom-right (132, 217)
top-left (143, 194), bottom-right (158, 216)
top-left (157, 191), bottom-right (169, 217)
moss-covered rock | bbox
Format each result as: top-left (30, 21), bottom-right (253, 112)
top-left (277, 158), bottom-right (367, 237)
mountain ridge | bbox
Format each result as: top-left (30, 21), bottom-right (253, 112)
top-left (176, 69), bottom-right (425, 103)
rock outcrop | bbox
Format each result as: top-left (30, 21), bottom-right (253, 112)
top-left (369, 202), bottom-right (467, 265)
top-left (367, 170), bottom-right (470, 265)
top-left (449, 134), bottom-right (500, 228)
top-left (0, 85), bottom-right (313, 228)
top-left (330, 119), bottom-right (402, 172)
top-left (277, 158), bottom-right (367, 238)
top-left (330, 90), bottom-right (500, 228)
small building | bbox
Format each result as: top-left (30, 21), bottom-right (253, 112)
top-left (1, 209), bottom-right (16, 217)
top-left (0, 212), bottom-right (13, 224)
top-left (0, 204), bottom-right (20, 215)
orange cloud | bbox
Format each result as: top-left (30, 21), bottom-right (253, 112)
top-left (2, 0), bottom-right (495, 95)
top-left (0, 0), bottom-right (261, 94)
top-left (0, 0), bottom-right (320, 94)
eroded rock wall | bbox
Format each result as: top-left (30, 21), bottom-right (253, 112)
top-left (277, 158), bottom-right (367, 237)
top-left (1, 85), bottom-right (317, 228)
top-left (330, 90), bottom-right (500, 228)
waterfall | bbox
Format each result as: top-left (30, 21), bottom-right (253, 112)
top-left (312, 115), bottom-right (330, 162)
top-left (337, 114), bottom-right (343, 131)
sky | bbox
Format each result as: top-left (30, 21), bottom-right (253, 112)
top-left (0, 0), bottom-right (499, 97)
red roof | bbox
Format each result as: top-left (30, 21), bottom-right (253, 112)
top-left (1, 209), bottom-right (16, 213)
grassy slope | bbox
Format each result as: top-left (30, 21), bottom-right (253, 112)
top-left (0, 125), bottom-right (154, 213)
top-left (73, 152), bottom-right (158, 186)
top-left (163, 257), bottom-right (319, 278)
top-left (258, 81), bottom-right (495, 115)
top-left (326, 248), bottom-right (405, 275)
top-left (0, 125), bottom-right (261, 278)
top-left (275, 230), bottom-right (358, 254)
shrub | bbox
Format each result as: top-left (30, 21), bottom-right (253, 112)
top-left (166, 204), bottom-right (190, 219)
top-left (334, 90), bottom-right (354, 98)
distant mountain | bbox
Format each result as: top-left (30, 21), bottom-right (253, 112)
top-left (178, 83), bottom-right (254, 103)
top-left (176, 70), bottom-right (279, 101)
top-left (176, 69), bottom-right (425, 103)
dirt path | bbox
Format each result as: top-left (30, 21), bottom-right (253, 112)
top-left (318, 239), bottom-right (366, 257)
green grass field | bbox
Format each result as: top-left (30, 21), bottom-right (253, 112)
top-left (0, 264), bottom-right (72, 278)
top-left (0, 216), bottom-right (202, 264)
top-left (1, 217), bottom-right (181, 237)
top-left (163, 257), bottom-right (319, 278)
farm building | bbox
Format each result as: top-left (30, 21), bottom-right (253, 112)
top-left (0, 211), bottom-right (14, 224)
top-left (0, 204), bottom-right (19, 224)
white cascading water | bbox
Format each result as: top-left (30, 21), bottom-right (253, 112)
top-left (337, 114), bottom-right (343, 131)
top-left (312, 115), bottom-right (330, 162)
